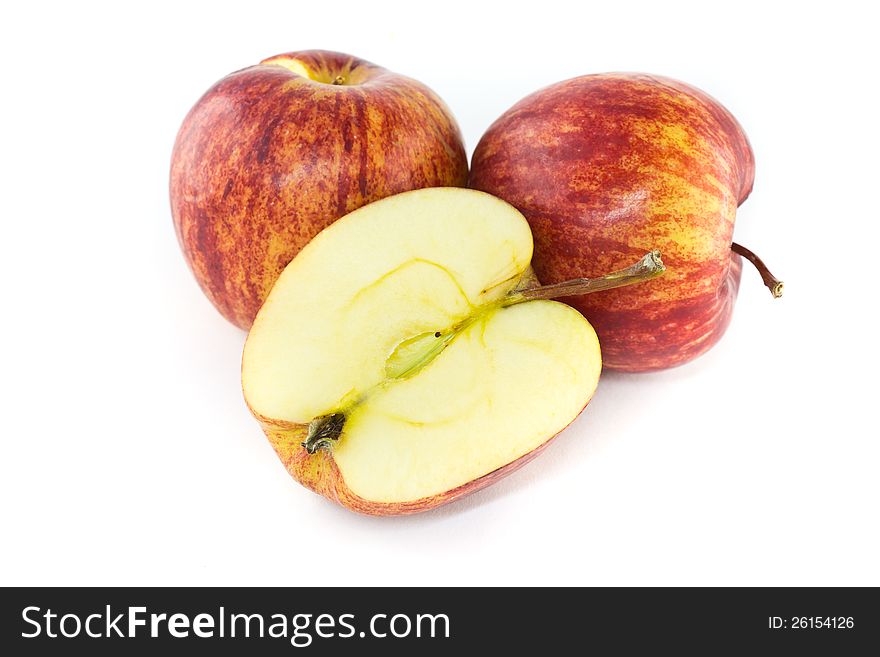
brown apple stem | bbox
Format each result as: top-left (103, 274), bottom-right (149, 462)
top-left (503, 250), bottom-right (666, 306)
top-left (731, 242), bottom-right (784, 298)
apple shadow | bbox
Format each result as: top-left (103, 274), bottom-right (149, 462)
top-left (309, 358), bottom-right (717, 529)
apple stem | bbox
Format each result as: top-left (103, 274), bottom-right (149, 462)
top-left (503, 250), bottom-right (666, 305)
top-left (731, 242), bottom-right (784, 298)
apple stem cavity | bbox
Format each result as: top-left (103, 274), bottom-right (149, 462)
top-left (302, 413), bottom-right (346, 454)
top-left (503, 250), bottom-right (666, 305)
top-left (731, 242), bottom-right (784, 299)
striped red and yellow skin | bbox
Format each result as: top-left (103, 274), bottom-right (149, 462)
top-left (171, 50), bottom-right (468, 329)
top-left (470, 74), bottom-right (754, 371)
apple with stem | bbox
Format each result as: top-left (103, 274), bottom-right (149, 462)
top-left (470, 73), bottom-right (782, 371)
top-left (171, 50), bottom-right (468, 329)
top-left (242, 188), bottom-right (664, 515)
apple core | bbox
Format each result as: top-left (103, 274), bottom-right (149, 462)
top-left (242, 189), bottom-right (663, 512)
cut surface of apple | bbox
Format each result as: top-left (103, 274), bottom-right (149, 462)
top-left (242, 188), bottom-right (602, 514)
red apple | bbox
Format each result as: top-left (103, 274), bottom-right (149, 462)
top-left (171, 50), bottom-right (468, 329)
top-left (470, 73), bottom-right (781, 372)
top-left (242, 189), bottom-right (625, 515)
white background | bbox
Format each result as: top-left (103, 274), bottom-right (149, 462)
top-left (2, 0), bottom-right (878, 586)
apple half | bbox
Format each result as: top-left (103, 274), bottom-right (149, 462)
top-left (242, 188), bottom-right (662, 515)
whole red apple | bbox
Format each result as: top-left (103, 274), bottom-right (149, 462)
top-left (470, 73), bottom-right (781, 372)
top-left (171, 50), bottom-right (468, 329)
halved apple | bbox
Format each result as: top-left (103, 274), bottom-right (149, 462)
top-left (242, 188), bottom-right (662, 514)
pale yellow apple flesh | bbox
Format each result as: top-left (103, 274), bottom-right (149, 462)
top-left (242, 188), bottom-right (602, 508)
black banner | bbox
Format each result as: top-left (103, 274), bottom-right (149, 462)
top-left (1, 587), bottom-right (876, 654)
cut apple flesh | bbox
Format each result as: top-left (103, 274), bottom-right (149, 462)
top-left (242, 188), bottom-right (602, 508)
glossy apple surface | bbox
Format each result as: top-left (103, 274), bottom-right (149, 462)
top-left (470, 73), bottom-right (755, 371)
top-left (171, 50), bottom-right (468, 329)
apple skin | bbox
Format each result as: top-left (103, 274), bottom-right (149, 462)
top-left (251, 398), bottom-right (591, 515)
top-left (470, 74), bottom-right (754, 371)
top-left (171, 50), bottom-right (468, 329)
